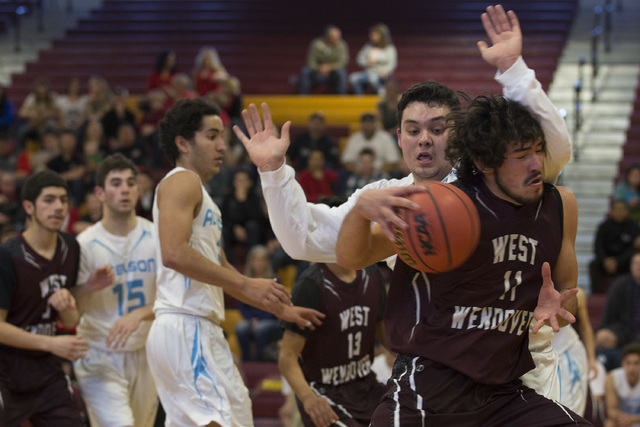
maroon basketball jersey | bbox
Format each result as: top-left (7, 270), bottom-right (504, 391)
top-left (283, 263), bottom-right (386, 386)
top-left (0, 232), bottom-right (80, 356)
top-left (385, 179), bottom-right (563, 385)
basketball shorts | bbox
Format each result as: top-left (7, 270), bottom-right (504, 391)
top-left (556, 341), bottom-right (589, 416)
top-left (73, 346), bottom-right (158, 427)
top-left (296, 375), bottom-right (386, 427)
top-left (0, 353), bottom-right (83, 427)
top-left (521, 325), bottom-right (560, 401)
top-left (146, 313), bottom-right (253, 427)
top-left (370, 354), bottom-right (593, 427)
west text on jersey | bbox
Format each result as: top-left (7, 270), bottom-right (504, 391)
top-left (492, 234), bottom-right (538, 265)
top-left (39, 274), bottom-right (67, 297)
top-left (339, 305), bottom-right (371, 331)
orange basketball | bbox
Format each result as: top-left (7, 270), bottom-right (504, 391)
top-left (393, 182), bottom-right (481, 273)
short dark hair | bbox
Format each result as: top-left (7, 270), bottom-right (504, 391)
top-left (360, 112), bottom-right (376, 122)
top-left (445, 94), bottom-right (545, 185)
top-left (158, 98), bottom-right (221, 166)
top-left (21, 170), bottom-right (68, 203)
top-left (622, 342), bottom-right (640, 362)
top-left (95, 153), bottom-right (139, 188)
top-left (397, 81), bottom-right (461, 126)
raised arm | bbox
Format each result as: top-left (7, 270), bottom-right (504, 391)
top-left (480, 5), bottom-right (571, 183)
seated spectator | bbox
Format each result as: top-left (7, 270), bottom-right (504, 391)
top-left (298, 25), bottom-right (348, 95)
top-left (85, 76), bottom-right (114, 121)
top-left (169, 73), bottom-right (198, 105)
top-left (590, 200), bottom-right (640, 294)
top-left (349, 23), bottom-right (397, 95)
top-left (148, 50), bottom-right (177, 95)
top-left (46, 129), bottom-right (86, 204)
top-left (343, 148), bottom-right (389, 197)
top-left (297, 149), bottom-right (337, 203)
top-left (192, 46), bottom-right (229, 97)
top-left (81, 120), bottom-right (105, 188)
top-left (17, 77), bottom-right (62, 134)
top-left (107, 123), bottom-right (145, 167)
top-left (341, 112), bottom-right (399, 173)
top-left (138, 90), bottom-right (169, 169)
top-left (235, 245), bottom-right (282, 362)
top-left (55, 77), bottom-right (88, 131)
top-left (72, 191), bottom-right (102, 235)
top-left (615, 164), bottom-right (640, 222)
top-left (101, 86), bottom-right (136, 141)
top-left (209, 75), bottom-right (243, 127)
top-left (0, 170), bottom-right (22, 234)
top-left (287, 111), bottom-right (338, 171)
top-left (377, 79), bottom-right (401, 138)
top-left (16, 129), bottom-right (59, 180)
top-left (595, 252), bottom-right (640, 370)
top-left (603, 343), bottom-right (640, 426)
top-left (0, 85), bottom-right (16, 134)
top-left (220, 168), bottom-right (269, 264)
top-left (0, 131), bottom-right (17, 172)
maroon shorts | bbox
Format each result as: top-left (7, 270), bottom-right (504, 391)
top-left (370, 354), bottom-right (593, 427)
top-left (297, 374), bottom-right (386, 427)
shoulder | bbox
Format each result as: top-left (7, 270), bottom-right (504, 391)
top-left (157, 169), bottom-right (202, 204)
top-left (76, 221), bottom-right (102, 244)
top-left (59, 232), bottom-right (79, 249)
top-left (137, 216), bottom-right (155, 230)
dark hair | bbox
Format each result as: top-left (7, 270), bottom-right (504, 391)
top-left (625, 163), bottom-right (640, 185)
top-left (96, 153), bottom-right (139, 188)
top-left (21, 170), bottom-right (68, 204)
top-left (154, 50), bottom-right (177, 74)
top-left (370, 23), bottom-right (392, 48)
top-left (158, 98), bottom-right (221, 165)
top-left (360, 112), bottom-right (376, 122)
top-left (359, 147), bottom-right (375, 157)
top-left (397, 81), bottom-right (461, 126)
top-left (622, 342), bottom-right (640, 362)
top-left (323, 25), bottom-right (340, 38)
top-left (445, 94), bottom-right (545, 185)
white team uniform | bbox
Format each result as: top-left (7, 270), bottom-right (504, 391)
top-left (550, 325), bottom-right (588, 415)
top-left (73, 218), bottom-right (158, 427)
top-left (258, 57), bottom-right (571, 401)
top-left (611, 367), bottom-right (640, 426)
top-left (146, 167), bottom-right (253, 427)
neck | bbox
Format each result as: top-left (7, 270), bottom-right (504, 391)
top-left (101, 211), bottom-right (137, 236)
top-left (22, 226), bottom-right (58, 259)
top-left (326, 263), bottom-right (357, 283)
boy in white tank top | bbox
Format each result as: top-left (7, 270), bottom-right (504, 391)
top-left (605, 343), bottom-right (640, 427)
top-left (146, 99), bottom-right (324, 427)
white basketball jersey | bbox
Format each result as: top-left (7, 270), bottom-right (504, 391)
top-left (152, 167), bottom-right (225, 323)
top-left (76, 218), bottom-right (157, 351)
top-left (612, 367), bottom-right (640, 423)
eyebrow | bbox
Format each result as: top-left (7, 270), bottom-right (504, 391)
top-left (403, 117), bottom-right (446, 125)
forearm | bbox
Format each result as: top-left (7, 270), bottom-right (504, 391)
top-left (0, 322), bottom-right (56, 352)
top-left (279, 350), bottom-right (316, 403)
top-left (130, 304), bottom-right (155, 322)
top-left (336, 209), bottom-right (374, 270)
top-left (497, 57), bottom-right (571, 183)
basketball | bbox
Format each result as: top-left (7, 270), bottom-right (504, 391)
top-left (393, 182), bottom-right (481, 273)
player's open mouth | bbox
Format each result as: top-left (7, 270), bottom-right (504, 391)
top-left (417, 153), bottom-right (432, 162)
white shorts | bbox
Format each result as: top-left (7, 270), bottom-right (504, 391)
top-left (521, 325), bottom-right (560, 401)
top-left (73, 346), bottom-right (158, 427)
top-left (146, 313), bottom-right (253, 427)
top-left (557, 341), bottom-right (589, 416)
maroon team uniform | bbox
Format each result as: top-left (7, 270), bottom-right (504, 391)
top-left (370, 179), bottom-right (592, 426)
top-left (0, 232), bottom-right (84, 426)
top-left (282, 263), bottom-right (387, 427)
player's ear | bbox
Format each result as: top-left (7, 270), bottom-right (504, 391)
top-left (473, 159), bottom-right (492, 175)
top-left (22, 200), bottom-right (34, 217)
top-left (94, 185), bottom-right (105, 203)
top-left (175, 135), bottom-right (190, 155)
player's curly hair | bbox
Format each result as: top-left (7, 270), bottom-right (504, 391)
top-left (158, 98), bottom-right (221, 166)
top-left (397, 81), bottom-right (462, 126)
top-left (21, 170), bottom-right (68, 203)
top-left (445, 93), bottom-right (545, 185)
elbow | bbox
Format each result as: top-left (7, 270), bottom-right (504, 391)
top-left (161, 246), bottom-right (182, 271)
top-left (336, 250), bottom-right (364, 271)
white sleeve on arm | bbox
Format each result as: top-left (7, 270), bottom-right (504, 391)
top-left (260, 163), bottom-right (412, 263)
top-left (496, 56), bottom-right (571, 184)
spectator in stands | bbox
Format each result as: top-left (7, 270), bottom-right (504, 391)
top-left (340, 112), bottom-right (399, 173)
top-left (101, 86), bottom-right (136, 141)
top-left (220, 167), bottom-right (269, 264)
top-left (147, 50), bottom-right (177, 95)
top-left (81, 120), bottom-right (105, 189)
top-left (135, 171), bottom-right (154, 221)
top-left (0, 85), bottom-right (16, 134)
top-left (107, 123), bottom-right (145, 167)
top-left (47, 130), bottom-right (86, 205)
top-left (16, 129), bottom-right (59, 180)
top-left (56, 77), bottom-right (88, 132)
top-left (614, 164), bottom-right (640, 222)
top-left (192, 46), bottom-right (230, 97)
top-left (86, 76), bottom-right (114, 121)
top-left (298, 25), bottom-right (348, 95)
top-left (590, 200), bottom-right (640, 294)
top-left (349, 23), bottom-right (397, 95)
top-left (377, 79), bottom-right (401, 138)
top-left (209, 75), bottom-right (243, 127)
top-left (18, 77), bottom-right (62, 134)
top-left (0, 170), bottom-right (22, 234)
top-left (603, 342), bottom-right (640, 427)
top-left (297, 149), bottom-right (338, 203)
top-left (0, 131), bottom-right (17, 172)
top-left (169, 73), bottom-right (198, 105)
top-left (138, 90), bottom-right (168, 169)
top-left (235, 245), bottom-right (282, 362)
top-left (72, 191), bottom-right (102, 235)
top-left (595, 252), bottom-right (640, 370)
top-left (343, 147), bottom-right (389, 197)
top-left (287, 111), bottom-right (338, 171)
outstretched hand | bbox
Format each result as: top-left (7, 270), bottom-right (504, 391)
top-left (477, 4), bottom-right (522, 73)
top-left (233, 103), bottom-right (291, 172)
top-left (355, 186), bottom-right (426, 241)
top-left (277, 305), bottom-right (325, 331)
top-left (532, 262), bottom-right (578, 333)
